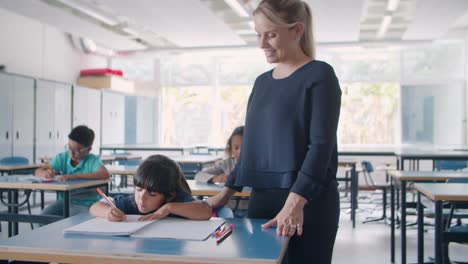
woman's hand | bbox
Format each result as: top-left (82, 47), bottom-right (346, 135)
top-left (261, 192), bottom-right (306, 237)
top-left (105, 207), bottom-right (127, 222)
top-left (211, 173), bottom-right (228, 183)
top-left (138, 204), bottom-right (171, 221)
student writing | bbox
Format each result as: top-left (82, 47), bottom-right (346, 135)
top-left (90, 154), bottom-right (212, 221)
top-left (35, 125), bottom-right (110, 218)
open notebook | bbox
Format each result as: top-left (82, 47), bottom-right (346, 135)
top-left (63, 215), bottom-right (225, 241)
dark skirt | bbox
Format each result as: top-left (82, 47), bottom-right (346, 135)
top-left (247, 180), bottom-right (340, 264)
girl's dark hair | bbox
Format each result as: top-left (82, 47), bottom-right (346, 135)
top-left (225, 126), bottom-right (244, 157)
top-left (134, 155), bottom-right (191, 197)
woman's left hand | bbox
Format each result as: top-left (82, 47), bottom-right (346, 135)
top-left (261, 192), bottom-right (306, 237)
top-left (138, 204), bottom-right (171, 221)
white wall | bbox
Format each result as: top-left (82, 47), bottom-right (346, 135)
top-left (0, 8), bottom-right (106, 83)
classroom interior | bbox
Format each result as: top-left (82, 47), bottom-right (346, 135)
top-left (1, 0), bottom-right (468, 263)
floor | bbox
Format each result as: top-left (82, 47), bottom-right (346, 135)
top-left (1, 183), bottom-right (467, 264)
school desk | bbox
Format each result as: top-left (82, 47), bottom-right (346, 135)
top-left (396, 149), bottom-right (468, 171)
top-left (388, 170), bottom-right (468, 264)
top-left (0, 213), bottom-right (289, 264)
top-left (338, 158), bottom-right (358, 228)
top-left (414, 183), bottom-right (468, 264)
top-left (0, 164), bottom-right (41, 176)
top-left (0, 176), bottom-right (109, 237)
top-left (99, 144), bottom-right (196, 155)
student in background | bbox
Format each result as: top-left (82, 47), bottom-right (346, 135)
top-left (90, 154), bottom-right (212, 221)
top-left (207, 1), bottom-right (341, 263)
top-left (194, 126), bottom-right (244, 184)
top-left (35, 125), bottom-right (110, 218)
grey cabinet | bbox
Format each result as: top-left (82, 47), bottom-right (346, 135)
top-left (0, 73), bottom-right (34, 161)
top-left (35, 80), bottom-right (72, 161)
top-left (73, 85), bottom-right (102, 155)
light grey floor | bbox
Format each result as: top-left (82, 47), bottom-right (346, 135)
top-left (1, 188), bottom-right (467, 264)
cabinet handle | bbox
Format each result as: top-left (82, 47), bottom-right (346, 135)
top-left (16, 131), bottom-right (19, 140)
top-left (6, 131), bottom-right (8, 140)
top-left (49, 131), bottom-right (52, 139)
top-left (57, 131), bottom-right (60, 139)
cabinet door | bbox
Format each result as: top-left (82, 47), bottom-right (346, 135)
top-left (0, 73), bottom-right (13, 159)
top-left (73, 86), bottom-right (101, 154)
top-left (137, 97), bottom-right (155, 144)
top-left (54, 83), bottom-right (72, 153)
top-left (36, 80), bottom-right (56, 160)
top-left (102, 92), bottom-right (125, 145)
top-left (12, 76), bottom-right (34, 162)
top-left (86, 88), bottom-right (101, 154)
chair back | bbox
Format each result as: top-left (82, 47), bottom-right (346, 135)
top-left (361, 160), bottom-right (375, 186)
top-left (446, 177), bottom-right (468, 183)
top-left (0, 156), bottom-right (29, 166)
top-left (435, 160), bottom-right (467, 171)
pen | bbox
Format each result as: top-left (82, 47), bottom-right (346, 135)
top-left (96, 188), bottom-right (117, 209)
top-left (216, 224), bottom-right (233, 244)
top-left (212, 223), bottom-right (225, 237)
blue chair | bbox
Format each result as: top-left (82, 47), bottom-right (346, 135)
top-left (0, 156), bottom-right (29, 166)
top-left (214, 206), bottom-right (234, 218)
top-left (0, 156), bottom-right (32, 231)
top-left (434, 160), bottom-right (468, 171)
top-left (360, 161), bottom-right (391, 224)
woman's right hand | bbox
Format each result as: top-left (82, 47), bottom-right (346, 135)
top-left (105, 207), bottom-right (127, 222)
top-left (211, 173), bottom-right (228, 183)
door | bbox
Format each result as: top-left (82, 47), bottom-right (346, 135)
top-left (54, 83), bottom-right (72, 154)
top-left (0, 73), bottom-right (13, 159)
top-left (36, 80), bottom-right (56, 160)
top-left (12, 75), bottom-right (34, 162)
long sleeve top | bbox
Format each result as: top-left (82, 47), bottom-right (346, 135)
top-left (225, 60), bottom-right (341, 201)
top-left (194, 157), bottom-right (236, 183)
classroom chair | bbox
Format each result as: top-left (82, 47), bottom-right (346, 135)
top-left (0, 156), bottom-right (33, 231)
top-left (441, 177), bottom-right (468, 263)
top-left (360, 160), bottom-right (391, 224)
top-left (434, 160), bottom-right (468, 171)
top-left (213, 206), bottom-right (234, 218)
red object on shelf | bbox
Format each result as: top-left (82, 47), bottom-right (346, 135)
top-left (80, 68), bottom-right (123, 77)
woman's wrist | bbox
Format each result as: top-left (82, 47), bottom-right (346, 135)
top-left (287, 192), bottom-right (307, 208)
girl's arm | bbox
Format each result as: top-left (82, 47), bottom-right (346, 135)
top-left (139, 201), bottom-right (212, 221)
top-left (89, 201), bottom-right (126, 222)
top-left (206, 187), bottom-right (237, 208)
top-left (194, 160), bottom-right (226, 183)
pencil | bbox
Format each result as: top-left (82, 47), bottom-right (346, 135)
top-left (96, 188), bottom-right (117, 209)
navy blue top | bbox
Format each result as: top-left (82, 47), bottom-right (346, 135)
top-left (225, 60), bottom-right (341, 201)
top-left (112, 192), bottom-right (195, 215)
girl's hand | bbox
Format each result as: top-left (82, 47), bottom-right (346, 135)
top-left (106, 207), bottom-right (127, 222)
top-left (138, 204), bottom-right (171, 221)
top-left (212, 174), bottom-right (228, 183)
top-left (261, 192), bottom-right (306, 237)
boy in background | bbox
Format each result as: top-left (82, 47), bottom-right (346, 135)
top-left (35, 125), bottom-right (110, 220)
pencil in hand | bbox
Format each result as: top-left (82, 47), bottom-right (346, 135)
top-left (96, 188), bottom-right (117, 209)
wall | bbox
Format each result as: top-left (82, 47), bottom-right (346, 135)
top-left (0, 8), bottom-right (106, 83)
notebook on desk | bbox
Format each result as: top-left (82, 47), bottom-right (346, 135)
top-left (63, 215), bottom-right (225, 241)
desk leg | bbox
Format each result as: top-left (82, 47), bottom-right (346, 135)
top-left (401, 181), bottom-right (407, 264)
top-left (63, 191), bottom-right (70, 218)
top-left (351, 164), bottom-right (357, 228)
top-left (12, 190), bottom-right (18, 236)
top-left (390, 180), bottom-right (395, 263)
top-left (7, 191), bottom-right (12, 237)
top-left (434, 201), bottom-right (442, 264)
top-left (417, 193), bottom-right (424, 264)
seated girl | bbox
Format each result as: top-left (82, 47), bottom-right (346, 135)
top-left (90, 155), bottom-right (212, 221)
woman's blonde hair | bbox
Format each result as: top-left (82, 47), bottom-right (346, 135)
top-left (253, 0), bottom-right (315, 59)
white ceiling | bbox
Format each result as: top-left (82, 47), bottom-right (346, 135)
top-left (1, 0), bottom-right (468, 52)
